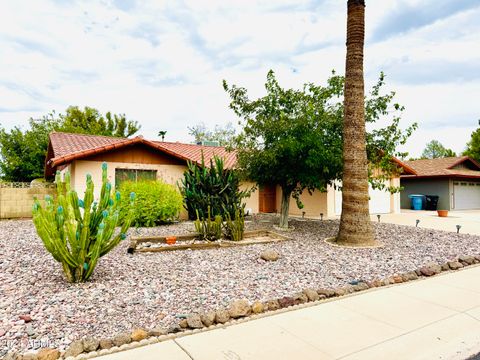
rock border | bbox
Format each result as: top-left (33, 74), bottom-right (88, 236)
top-left (4, 255), bottom-right (480, 360)
top-left (128, 229), bottom-right (290, 253)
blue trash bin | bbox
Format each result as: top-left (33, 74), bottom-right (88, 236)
top-left (408, 194), bottom-right (425, 210)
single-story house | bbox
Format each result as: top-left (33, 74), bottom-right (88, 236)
top-left (400, 156), bottom-right (480, 210)
top-left (45, 132), bottom-right (413, 218)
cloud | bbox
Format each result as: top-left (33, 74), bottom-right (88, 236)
top-left (372, 0), bottom-right (480, 42)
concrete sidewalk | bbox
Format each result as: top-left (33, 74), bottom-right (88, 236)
top-left (98, 266), bottom-right (480, 360)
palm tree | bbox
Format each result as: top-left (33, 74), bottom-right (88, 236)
top-left (336, 0), bottom-right (377, 246)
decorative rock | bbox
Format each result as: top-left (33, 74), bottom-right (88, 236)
top-left (3, 353), bottom-right (19, 360)
top-left (179, 319), bottom-right (188, 328)
top-left (303, 288), bottom-right (319, 301)
top-left (37, 348), bottom-right (60, 360)
top-left (228, 299), bottom-right (251, 318)
top-left (148, 327), bottom-right (168, 337)
top-left (83, 336), bottom-right (99, 352)
top-left (112, 332), bottom-right (131, 347)
top-left (19, 314), bottom-right (32, 323)
top-left (371, 280), bottom-right (383, 287)
top-left (215, 309), bottom-right (230, 324)
top-left (428, 262), bottom-right (442, 274)
top-left (131, 328), bottom-right (148, 342)
top-left (448, 261), bottom-right (463, 270)
top-left (352, 282), bottom-right (370, 291)
top-left (292, 292), bottom-right (308, 304)
top-left (278, 296), bottom-right (296, 308)
top-left (334, 288), bottom-right (347, 296)
top-left (186, 314), bottom-right (204, 329)
top-left (459, 255), bottom-right (475, 265)
top-left (403, 271), bottom-right (419, 281)
top-left (64, 340), bottom-right (84, 358)
top-left (392, 276), bottom-right (403, 284)
top-left (168, 325), bottom-right (182, 333)
top-left (415, 269), bottom-right (422, 276)
top-left (318, 289), bottom-right (336, 297)
top-left (441, 263), bottom-right (450, 271)
top-left (260, 250), bottom-right (280, 261)
top-left (264, 300), bottom-right (280, 311)
top-left (251, 301), bottom-right (265, 314)
top-left (200, 311), bottom-right (216, 327)
top-left (419, 267), bottom-right (435, 276)
top-left (99, 339), bottom-right (113, 350)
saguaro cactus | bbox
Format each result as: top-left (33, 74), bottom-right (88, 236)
top-left (32, 163), bottom-right (135, 282)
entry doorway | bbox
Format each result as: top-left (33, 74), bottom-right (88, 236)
top-left (259, 184), bottom-right (277, 213)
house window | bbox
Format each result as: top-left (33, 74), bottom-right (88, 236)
top-left (115, 168), bottom-right (157, 189)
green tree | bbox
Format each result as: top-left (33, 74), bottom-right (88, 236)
top-left (59, 106), bottom-right (139, 137)
top-left (421, 140), bottom-right (456, 159)
top-left (464, 127), bottom-right (480, 162)
top-left (0, 116), bottom-right (60, 181)
top-left (224, 70), bottom-right (415, 229)
top-left (0, 107), bottom-right (140, 182)
top-left (188, 122), bottom-right (236, 146)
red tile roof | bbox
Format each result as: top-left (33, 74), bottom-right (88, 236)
top-left (47, 132), bottom-right (237, 169)
top-left (402, 156), bottom-right (480, 179)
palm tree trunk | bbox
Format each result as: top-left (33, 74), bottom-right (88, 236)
top-left (336, 0), bottom-right (376, 246)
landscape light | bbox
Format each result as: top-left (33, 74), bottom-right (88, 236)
top-left (416, 219), bottom-right (420, 227)
top-left (302, 211), bottom-right (306, 219)
top-left (320, 213), bottom-right (324, 221)
top-left (377, 214), bottom-right (381, 223)
top-left (456, 225), bottom-right (461, 233)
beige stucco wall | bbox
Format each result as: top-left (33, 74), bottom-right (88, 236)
top-left (0, 186), bottom-right (55, 219)
top-left (272, 176), bottom-right (401, 219)
top-left (274, 185), bottom-right (329, 218)
top-left (241, 182), bottom-right (259, 214)
top-left (69, 160), bottom-right (259, 218)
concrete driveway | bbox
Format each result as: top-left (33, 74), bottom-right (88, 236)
top-left (369, 210), bottom-right (480, 236)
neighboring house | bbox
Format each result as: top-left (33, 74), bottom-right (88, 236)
top-left (45, 132), bottom-right (410, 218)
top-left (401, 156), bottom-right (480, 211)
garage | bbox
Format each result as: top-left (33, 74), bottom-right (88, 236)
top-left (335, 184), bottom-right (391, 215)
top-left (453, 181), bottom-right (480, 210)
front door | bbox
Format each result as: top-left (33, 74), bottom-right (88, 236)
top-left (259, 185), bottom-right (276, 213)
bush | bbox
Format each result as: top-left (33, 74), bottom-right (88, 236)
top-left (119, 180), bottom-right (183, 226)
top-left (180, 155), bottom-right (251, 220)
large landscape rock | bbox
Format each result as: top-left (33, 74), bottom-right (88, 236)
top-left (260, 250), bottom-right (280, 261)
top-left (251, 301), bottom-right (265, 314)
top-left (186, 314), bottom-right (204, 329)
top-left (215, 309), bottom-right (230, 324)
top-left (131, 328), bottom-right (148, 342)
top-left (448, 261), bottom-right (463, 270)
top-left (113, 332), bottom-right (132, 347)
top-left (99, 339), bottom-right (113, 349)
top-left (303, 288), bottom-right (319, 301)
top-left (83, 336), bottom-right (100, 352)
top-left (228, 299), bottom-right (251, 318)
top-left (264, 300), bottom-right (280, 311)
top-left (37, 348), bottom-right (60, 360)
top-left (200, 311), bottom-right (216, 327)
top-left (64, 340), bottom-right (84, 358)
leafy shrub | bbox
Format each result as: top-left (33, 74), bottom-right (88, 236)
top-left (119, 180), bottom-right (183, 226)
top-left (180, 155), bottom-right (251, 220)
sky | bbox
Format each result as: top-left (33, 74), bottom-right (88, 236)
top-left (0, 0), bottom-right (479, 158)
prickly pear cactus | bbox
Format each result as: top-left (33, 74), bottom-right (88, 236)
top-left (32, 162), bottom-right (135, 282)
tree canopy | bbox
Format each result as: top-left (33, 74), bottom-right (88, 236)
top-left (224, 70), bottom-right (416, 228)
top-left (464, 127), bottom-right (480, 162)
top-left (0, 106), bottom-right (140, 182)
top-left (188, 122), bottom-right (236, 146)
top-left (420, 140), bottom-right (456, 159)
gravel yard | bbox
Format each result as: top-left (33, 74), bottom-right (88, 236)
top-left (1, 215), bottom-right (479, 354)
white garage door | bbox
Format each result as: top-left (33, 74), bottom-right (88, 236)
top-left (335, 183), bottom-right (391, 215)
top-left (454, 181), bottom-right (480, 210)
